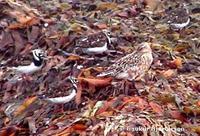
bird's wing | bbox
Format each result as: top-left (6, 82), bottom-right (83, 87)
top-left (98, 50), bottom-right (140, 77)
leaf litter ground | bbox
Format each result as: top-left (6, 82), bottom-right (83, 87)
top-left (0, 0), bottom-right (199, 135)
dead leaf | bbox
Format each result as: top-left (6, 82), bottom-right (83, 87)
top-left (145, 0), bottom-right (161, 11)
top-left (67, 55), bottom-right (82, 61)
top-left (129, 0), bottom-right (137, 4)
top-left (0, 127), bottom-right (17, 136)
top-left (183, 106), bottom-right (200, 116)
top-left (97, 2), bottom-right (117, 10)
top-left (94, 23), bottom-right (108, 29)
top-left (27, 26), bottom-right (40, 43)
top-left (190, 126), bottom-right (200, 134)
top-left (185, 125), bottom-right (200, 134)
top-left (8, 17), bottom-right (40, 29)
top-left (98, 111), bottom-right (113, 117)
top-left (138, 98), bottom-right (149, 110)
top-left (197, 101), bottom-right (200, 107)
top-left (161, 69), bottom-right (176, 78)
top-left (72, 123), bottom-right (87, 131)
top-left (0, 31), bottom-right (13, 50)
top-left (14, 96), bottom-right (38, 117)
top-left (0, 126), bottom-right (26, 136)
top-left (117, 12), bottom-right (129, 18)
top-left (78, 77), bottom-right (112, 87)
top-left (11, 30), bottom-right (25, 54)
top-left (75, 84), bottom-right (83, 105)
top-left (95, 101), bottom-right (110, 115)
top-left (170, 57), bottom-right (183, 69)
top-left (149, 101), bottom-right (164, 115)
top-left (122, 96), bottom-right (140, 106)
top-left (169, 110), bottom-right (187, 122)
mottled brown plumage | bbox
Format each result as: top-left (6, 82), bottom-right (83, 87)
top-left (165, 4), bottom-right (190, 30)
top-left (98, 42), bottom-right (153, 81)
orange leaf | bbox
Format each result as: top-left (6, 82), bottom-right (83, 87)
top-left (98, 111), bottom-right (113, 117)
top-left (170, 57), bottom-right (182, 68)
top-left (75, 84), bottom-right (82, 105)
top-left (0, 127), bottom-right (18, 136)
top-left (72, 124), bottom-right (87, 131)
top-left (123, 96), bottom-right (139, 104)
top-left (78, 77), bottom-right (112, 87)
top-left (97, 2), bottom-right (117, 10)
top-left (161, 69), bottom-right (176, 78)
top-left (8, 17), bottom-right (39, 29)
top-left (145, 0), bottom-right (161, 11)
top-left (149, 102), bottom-right (163, 115)
top-left (197, 101), bottom-right (200, 107)
top-left (119, 96), bottom-right (140, 109)
top-left (95, 23), bottom-right (108, 29)
top-left (67, 55), bottom-right (81, 61)
top-left (14, 96), bottom-right (37, 116)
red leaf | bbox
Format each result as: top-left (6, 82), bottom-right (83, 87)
top-left (169, 110), bottom-right (188, 122)
top-left (138, 98), bottom-right (148, 110)
top-left (78, 77), bottom-right (112, 87)
top-left (72, 124), bottom-right (87, 131)
top-left (149, 102), bottom-right (164, 115)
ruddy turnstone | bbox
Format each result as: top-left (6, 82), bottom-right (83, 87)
top-left (74, 30), bottom-right (111, 54)
top-left (12, 49), bottom-right (46, 74)
top-left (165, 4), bottom-right (190, 30)
top-left (44, 76), bottom-right (77, 104)
top-left (0, 49), bottom-right (46, 81)
top-left (98, 42), bottom-right (153, 81)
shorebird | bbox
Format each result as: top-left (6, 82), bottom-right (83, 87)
top-left (12, 49), bottom-right (46, 74)
top-left (98, 42), bottom-right (153, 81)
top-left (44, 76), bottom-right (78, 104)
top-left (165, 4), bottom-right (190, 30)
top-left (0, 49), bottom-right (46, 82)
top-left (74, 30), bottom-right (111, 54)
top-left (40, 76), bottom-right (78, 112)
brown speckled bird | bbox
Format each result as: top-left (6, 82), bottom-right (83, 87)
top-left (98, 42), bottom-right (153, 81)
top-left (165, 4), bottom-right (190, 30)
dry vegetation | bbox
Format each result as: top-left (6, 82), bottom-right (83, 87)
top-left (0, 0), bottom-right (200, 135)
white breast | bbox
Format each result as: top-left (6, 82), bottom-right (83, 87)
top-left (170, 18), bottom-right (190, 29)
top-left (45, 89), bottom-right (76, 104)
top-left (86, 43), bottom-right (108, 54)
top-left (12, 63), bottom-right (43, 74)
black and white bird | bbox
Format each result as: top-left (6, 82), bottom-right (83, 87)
top-left (74, 30), bottom-right (111, 54)
top-left (98, 42), bottom-right (153, 81)
top-left (12, 49), bottom-right (46, 74)
top-left (0, 49), bottom-right (46, 81)
top-left (165, 4), bottom-right (190, 30)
